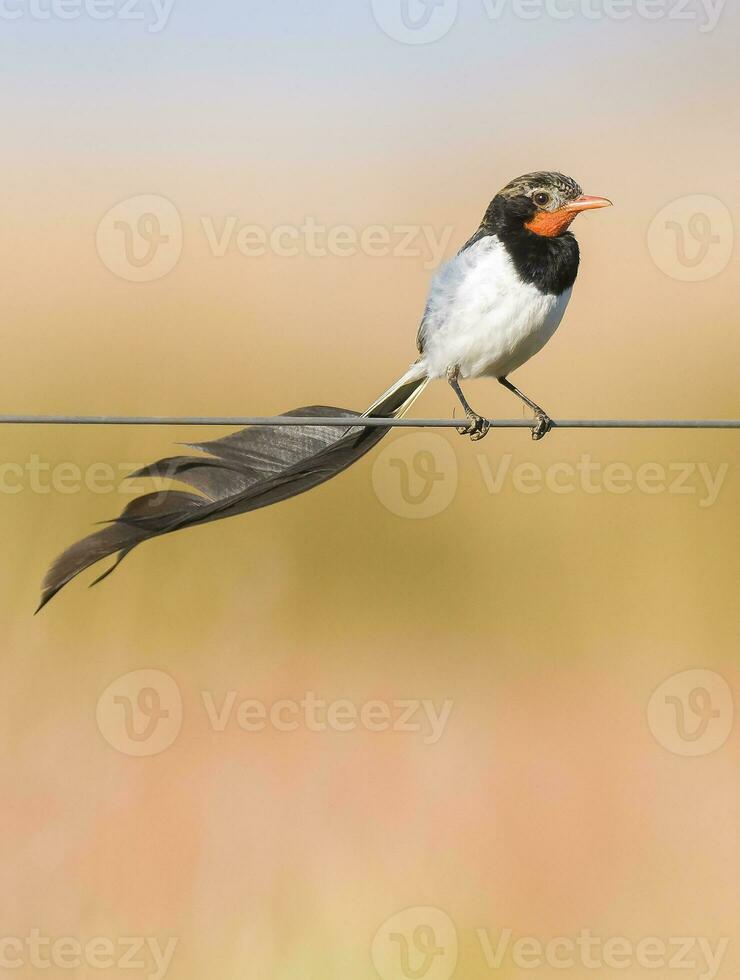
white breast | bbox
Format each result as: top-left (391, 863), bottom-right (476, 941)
top-left (418, 235), bottom-right (572, 380)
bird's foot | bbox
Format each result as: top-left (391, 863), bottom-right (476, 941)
top-left (458, 413), bottom-right (491, 442)
top-left (531, 412), bottom-right (553, 441)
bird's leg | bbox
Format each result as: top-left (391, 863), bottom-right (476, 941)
top-left (498, 377), bottom-right (553, 441)
top-left (447, 366), bottom-right (490, 442)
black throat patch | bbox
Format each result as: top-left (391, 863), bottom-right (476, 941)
top-left (465, 194), bottom-right (581, 296)
top-left (498, 225), bottom-right (580, 296)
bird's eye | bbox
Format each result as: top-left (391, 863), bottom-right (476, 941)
top-left (534, 192), bottom-right (552, 207)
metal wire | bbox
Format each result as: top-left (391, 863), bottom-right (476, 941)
top-left (0, 416), bottom-right (739, 429)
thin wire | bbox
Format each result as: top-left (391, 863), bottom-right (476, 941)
top-left (0, 416), bottom-right (739, 429)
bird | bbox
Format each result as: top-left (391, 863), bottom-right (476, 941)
top-left (38, 171), bottom-right (611, 609)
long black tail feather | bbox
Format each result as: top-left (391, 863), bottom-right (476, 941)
top-left (38, 373), bottom-right (427, 610)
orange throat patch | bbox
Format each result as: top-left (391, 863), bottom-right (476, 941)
top-left (525, 208), bottom-right (578, 238)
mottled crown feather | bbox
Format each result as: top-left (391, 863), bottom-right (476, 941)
top-left (497, 172), bottom-right (583, 201)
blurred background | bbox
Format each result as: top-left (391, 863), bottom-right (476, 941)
top-left (1, 1), bottom-right (739, 977)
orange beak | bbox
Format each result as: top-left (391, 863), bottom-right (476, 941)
top-left (525, 193), bottom-right (612, 237)
top-left (565, 194), bottom-right (613, 213)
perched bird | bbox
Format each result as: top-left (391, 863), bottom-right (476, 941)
top-left (415, 171), bottom-right (611, 440)
top-left (39, 171), bottom-right (611, 609)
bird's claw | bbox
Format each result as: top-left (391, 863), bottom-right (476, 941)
top-left (458, 413), bottom-right (491, 442)
top-left (532, 412), bottom-right (553, 441)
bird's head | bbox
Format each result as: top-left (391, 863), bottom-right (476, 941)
top-left (490, 172), bottom-right (612, 238)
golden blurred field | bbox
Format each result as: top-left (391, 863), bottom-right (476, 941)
top-left (2, 3), bottom-right (739, 978)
